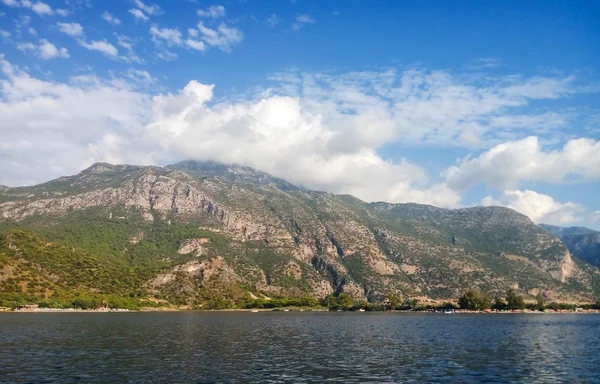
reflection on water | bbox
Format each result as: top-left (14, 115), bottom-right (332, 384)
top-left (1, 312), bottom-right (599, 383)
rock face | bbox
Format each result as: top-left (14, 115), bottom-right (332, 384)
top-left (541, 224), bottom-right (600, 268)
top-left (0, 161), bottom-right (599, 304)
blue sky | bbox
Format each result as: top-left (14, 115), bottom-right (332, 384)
top-left (1, 0), bottom-right (599, 228)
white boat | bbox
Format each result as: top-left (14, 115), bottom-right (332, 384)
top-left (251, 310), bottom-right (259, 312)
top-left (358, 308), bottom-right (366, 312)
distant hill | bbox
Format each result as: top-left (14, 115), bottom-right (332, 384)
top-left (1, 161), bottom-right (599, 308)
top-left (541, 224), bottom-right (600, 268)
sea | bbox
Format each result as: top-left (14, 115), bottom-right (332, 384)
top-left (1, 312), bottom-right (599, 383)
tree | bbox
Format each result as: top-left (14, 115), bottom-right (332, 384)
top-left (506, 289), bottom-right (525, 310)
top-left (337, 293), bottom-right (354, 310)
top-left (323, 294), bottom-right (338, 310)
top-left (407, 298), bottom-right (420, 310)
top-left (385, 294), bottom-right (402, 310)
top-left (492, 297), bottom-right (507, 310)
top-left (458, 289), bottom-right (491, 310)
top-left (535, 293), bottom-right (546, 311)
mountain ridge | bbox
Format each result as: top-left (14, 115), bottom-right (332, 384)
top-left (541, 223), bottom-right (600, 268)
top-left (1, 161), bottom-right (599, 308)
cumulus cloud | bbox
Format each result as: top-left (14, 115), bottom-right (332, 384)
top-left (185, 38), bottom-right (206, 52)
top-left (101, 11), bottom-right (121, 25)
top-left (0, 57), bottom-right (597, 214)
top-left (3, 0), bottom-right (67, 16)
top-left (142, 81), bottom-right (460, 206)
top-left (446, 136), bottom-right (600, 190)
top-left (482, 190), bottom-right (583, 225)
top-left (17, 39), bottom-right (69, 59)
top-left (0, 57), bottom-right (153, 185)
top-left (78, 39), bottom-right (119, 57)
top-left (197, 5), bottom-right (225, 18)
top-left (292, 14), bottom-right (315, 30)
top-left (57, 22), bottom-right (83, 36)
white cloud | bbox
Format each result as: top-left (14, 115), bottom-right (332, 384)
top-left (17, 39), bottom-right (69, 59)
top-left (185, 38), bottom-right (206, 52)
top-left (0, 59), bottom-right (597, 214)
top-left (292, 14), bottom-right (315, 30)
top-left (27, 27), bottom-right (36, 35)
top-left (150, 25), bottom-right (182, 46)
top-left (38, 39), bottom-right (69, 59)
top-left (446, 136), bottom-right (600, 190)
top-left (468, 58), bottom-right (502, 70)
top-left (0, 57), bottom-right (153, 186)
top-left (266, 14), bottom-right (278, 27)
top-left (57, 22), bottom-right (83, 37)
top-left (1, 0), bottom-right (20, 7)
top-left (30, 1), bottom-right (51, 15)
top-left (0, 29), bottom-right (10, 38)
top-left (124, 69), bottom-right (156, 86)
top-left (78, 39), bottom-right (119, 57)
top-left (591, 211), bottom-right (600, 225)
top-left (116, 34), bottom-right (143, 64)
top-left (156, 50), bottom-right (177, 61)
top-left (197, 5), bottom-right (225, 18)
top-left (141, 81), bottom-right (460, 207)
top-left (2, 0), bottom-right (65, 16)
top-left (128, 8), bottom-right (148, 22)
top-left (188, 28), bottom-right (199, 37)
top-left (195, 22), bottom-right (242, 53)
top-left (482, 189), bottom-right (583, 225)
top-left (102, 11), bottom-right (121, 25)
top-left (133, 0), bottom-right (160, 15)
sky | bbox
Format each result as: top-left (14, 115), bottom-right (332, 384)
top-left (0, 0), bottom-right (599, 229)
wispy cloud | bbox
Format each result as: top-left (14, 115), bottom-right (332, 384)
top-left (128, 8), bottom-right (149, 22)
top-left (150, 25), bottom-right (182, 46)
top-left (133, 0), bottom-right (161, 15)
top-left (468, 57), bottom-right (502, 70)
top-left (193, 22), bottom-right (242, 53)
top-left (101, 11), bottom-right (121, 25)
top-left (266, 14), bottom-right (279, 27)
top-left (116, 34), bottom-right (143, 63)
top-left (292, 14), bottom-right (315, 30)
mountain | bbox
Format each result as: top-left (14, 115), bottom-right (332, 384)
top-left (540, 224), bottom-right (600, 268)
top-left (540, 224), bottom-right (599, 237)
top-left (1, 161), bottom-right (599, 309)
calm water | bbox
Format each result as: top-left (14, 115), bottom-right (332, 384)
top-left (1, 312), bottom-right (600, 383)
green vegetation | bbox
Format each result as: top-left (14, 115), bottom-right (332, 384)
top-left (458, 289), bottom-right (492, 310)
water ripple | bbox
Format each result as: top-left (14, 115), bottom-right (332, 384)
top-left (1, 313), bottom-right (599, 383)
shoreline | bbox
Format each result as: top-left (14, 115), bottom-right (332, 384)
top-left (3, 307), bottom-right (599, 314)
